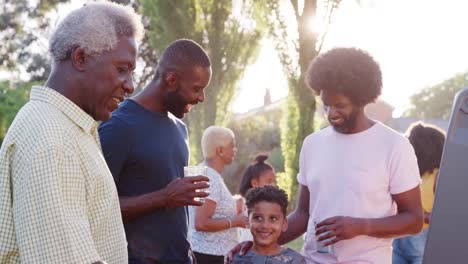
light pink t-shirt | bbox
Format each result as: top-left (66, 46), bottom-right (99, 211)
top-left (297, 122), bottom-right (421, 264)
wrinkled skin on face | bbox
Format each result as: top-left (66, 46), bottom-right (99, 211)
top-left (80, 36), bottom-right (137, 121)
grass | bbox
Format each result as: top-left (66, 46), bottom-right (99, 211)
top-left (286, 237), bottom-right (304, 252)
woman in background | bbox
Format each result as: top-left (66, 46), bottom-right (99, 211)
top-left (392, 122), bottom-right (446, 264)
top-left (189, 126), bottom-right (249, 264)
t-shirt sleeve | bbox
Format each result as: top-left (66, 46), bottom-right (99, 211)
top-left (389, 138), bottom-right (422, 194)
top-left (98, 117), bottom-right (131, 184)
top-left (297, 138), bottom-right (308, 186)
top-left (205, 168), bottom-right (221, 204)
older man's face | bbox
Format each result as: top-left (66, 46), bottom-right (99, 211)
top-left (82, 36), bottom-right (137, 121)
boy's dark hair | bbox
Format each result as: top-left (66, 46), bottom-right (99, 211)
top-left (238, 154), bottom-right (274, 197)
top-left (245, 185), bottom-right (288, 217)
top-left (406, 122), bottom-right (446, 175)
top-left (306, 47), bottom-right (382, 107)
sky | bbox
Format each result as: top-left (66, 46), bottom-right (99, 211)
top-left (231, 0), bottom-right (468, 116)
top-left (3, 0), bottom-right (468, 117)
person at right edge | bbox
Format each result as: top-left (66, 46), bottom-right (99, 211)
top-left (393, 122), bottom-right (445, 264)
top-left (226, 47), bottom-right (423, 264)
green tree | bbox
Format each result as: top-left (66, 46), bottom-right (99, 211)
top-left (405, 72), bottom-right (468, 120)
top-left (140, 0), bottom-right (266, 163)
top-left (0, 0), bottom-right (69, 81)
top-left (266, 0), bottom-right (341, 206)
top-left (0, 81), bottom-right (34, 145)
top-left (223, 108), bottom-right (282, 193)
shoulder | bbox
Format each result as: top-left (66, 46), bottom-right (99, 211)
top-left (206, 167), bottom-right (222, 180)
top-left (99, 101), bottom-right (139, 138)
top-left (232, 251), bottom-right (255, 263)
top-left (206, 167), bottom-right (225, 192)
top-left (283, 248), bottom-right (304, 259)
top-left (302, 126), bottom-right (333, 148)
top-left (8, 101), bottom-right (73, 149)
top-left (373, 122), bottom-right (408, 143)
top-left (168, 113), bottom-right (188, 133)
top-left (167, 112), bottom-right (186, 126)
top-left (273, 248), bottom-right (304, 263)
top-left (99, 114), bottom-right (132, 136)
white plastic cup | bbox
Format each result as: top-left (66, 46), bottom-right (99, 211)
top-left (183, 165), bottom-right (209, 202)
top-left (314, 221), bottom-right (334, 254)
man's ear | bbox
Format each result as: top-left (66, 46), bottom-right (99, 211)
top-left (216, 146), bottom-right (224, 157)
top-left (282, 218), bottom-right (288, 232)
top-left (70, 47), bottom-right (88, 72)
top-left (165, 72), bottom-right (178, 91)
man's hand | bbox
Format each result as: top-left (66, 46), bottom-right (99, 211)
top-left (224, 241), bottom-right (253, 263)
top-left (315, 216), bottom-right (366, 246)
top-left (164, 176), bottom-right (210, 207)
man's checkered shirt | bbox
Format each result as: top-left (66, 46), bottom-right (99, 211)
top-left (0, 86), bottom-right (127, 263)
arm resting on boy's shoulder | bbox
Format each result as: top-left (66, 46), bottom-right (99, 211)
top-left (278, 184), bottom-right (310, 245)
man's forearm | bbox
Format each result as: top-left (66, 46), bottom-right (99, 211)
top-left (119, 189), bottom-right (168, 223)
top-left (363, 210), bottom-right (423, 238)
top-left (278, 209), bottom-right (309, 245)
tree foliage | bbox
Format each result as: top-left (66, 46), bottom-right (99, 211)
top-left (223, 108), bottom-right (282, 193)
top-left (0, 0), bottom-right (69, 81)
top-left (141, 0), bottom-right (266, 163)
top-left (266, 0), bottom-right (341, 206)
top-left (405, 72), bottom-right (468, 120)
top-left (0, 81), bottom-right (34, 145)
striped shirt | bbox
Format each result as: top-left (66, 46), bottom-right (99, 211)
top-left (0, 86), bottom-right (127, 263)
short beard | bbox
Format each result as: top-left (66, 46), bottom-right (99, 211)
top-left (166, 90), bottom-right (186, 118)
top-left (330, 109), bottom-right (359, 134)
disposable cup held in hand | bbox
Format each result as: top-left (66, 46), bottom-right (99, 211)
top-left (314, 221), bottom-right (334, 254)
top-left (184, 165), bottom-right (209, 202)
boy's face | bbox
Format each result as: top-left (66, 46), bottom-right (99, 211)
top-left (249, 201), bottom-right (288, 250)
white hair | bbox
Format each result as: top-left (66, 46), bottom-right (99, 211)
top-left (49, 1), bottom-right (144, 62)
top-left (201, 126), bottom-right (235, 159)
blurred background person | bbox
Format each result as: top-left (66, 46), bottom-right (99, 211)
top-left (237, 154), bottom-right (277, 241)
top-left (189, 126), bottom-right (249, 264)
top-left (393, 122), bottom-right (446, 264)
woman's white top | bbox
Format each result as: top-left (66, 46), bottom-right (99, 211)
top-left (238, 197), bottom-right (253, 242)
top-left (188, 166), bottom-right (239, 256)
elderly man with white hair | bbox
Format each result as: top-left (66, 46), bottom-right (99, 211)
top-left (188, 126), bottom-right (249, 264)
top-left (0, 2), bottom-right (143, 263)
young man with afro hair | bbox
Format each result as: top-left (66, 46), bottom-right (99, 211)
top-left (226, 48), bottom-right (423, 264)
top-left (278, 47), bottom-right (423, 263)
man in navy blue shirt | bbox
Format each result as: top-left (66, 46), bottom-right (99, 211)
top-left (99, 39), bottom-right (212, 264)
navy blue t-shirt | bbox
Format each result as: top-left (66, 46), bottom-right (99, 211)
top-left (99, 99), bottom-right (192, 264)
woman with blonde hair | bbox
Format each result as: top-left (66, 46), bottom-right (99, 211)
top-left (189, 126), bottom-right (249, 264)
